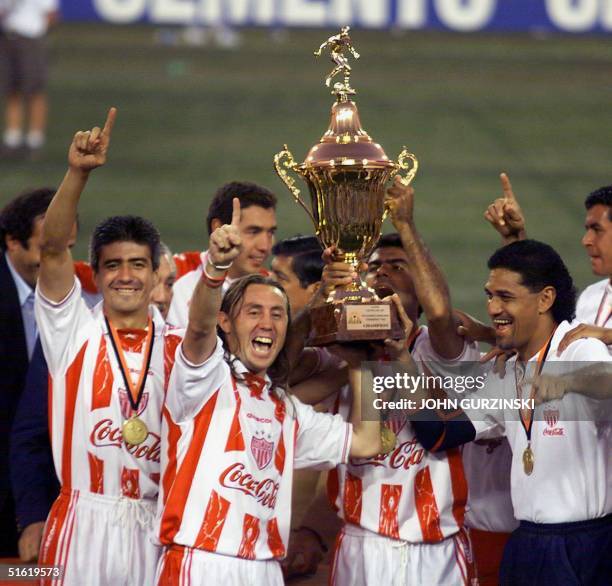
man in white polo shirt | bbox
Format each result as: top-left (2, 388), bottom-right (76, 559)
top-left (410, 239), bottom-right (611, 585)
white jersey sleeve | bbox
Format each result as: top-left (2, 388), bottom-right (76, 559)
top-left (166, 268), bottom-right (201, 330)
top-left (35, 277), bottom-right (94, 374)
top-left (167, 336), bottom-right (229, 423)
top-left (291, 397), bottom-right (352, 470)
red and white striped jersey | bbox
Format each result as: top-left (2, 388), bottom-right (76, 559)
top-left (329, 327), bottom-right (480, 543)
top-left (35, 278), bottom-right (183, 499)
top-left (156, 339), bottom-right (352, 560)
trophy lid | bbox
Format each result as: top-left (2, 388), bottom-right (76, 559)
top-left (301, 100), bottom-right (394, 169)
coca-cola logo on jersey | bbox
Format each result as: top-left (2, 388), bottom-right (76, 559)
top-left (90, 418), bottom-right (161, 463)
top-left (219, 462), bottom-right (279, 509)
top-left (349, 438), bottom-right (424, 470)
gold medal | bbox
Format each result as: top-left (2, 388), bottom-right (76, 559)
top-left (122, 416), bottom-right (149, 446)
top-left (522, 444), bottom-right (534, 475)
top-left (380, 426), bottom-right (397, 453)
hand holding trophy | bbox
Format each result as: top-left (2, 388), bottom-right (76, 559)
top-left (274, 28), bottom-right (418, 345)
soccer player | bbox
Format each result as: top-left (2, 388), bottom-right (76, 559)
top-left (410, 239), bottom-right (612, 585)
top-left (155, 198), bottom-right (391, 585)
top-left (270, 235), bottom-right (323, 315)
top-left (151, 242), bottom-right (177, 320)
top-left (483, 175), bottom-right (612, 349)
top-left (308, 178), bottom-right (479, 585)
top-left (35, 108), bottom-right (173, 585)
top-left (561, 186), bottom-right (612, 347)
top-left (166, 180), bottom-right (277, 329)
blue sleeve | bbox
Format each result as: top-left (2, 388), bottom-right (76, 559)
top-left (410, 408), bottom-right (476, 451)
top-left (9, 340), bottom-right (59, 530)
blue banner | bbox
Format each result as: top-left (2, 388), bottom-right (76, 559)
top-left (60, 0), bottom-right (612, 33)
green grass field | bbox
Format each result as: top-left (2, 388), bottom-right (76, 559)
top-left (1, 25), bottom-right (611, 318)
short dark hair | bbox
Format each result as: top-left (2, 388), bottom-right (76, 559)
top-left (219, 274), bottom-right (291, 390)
top-left (0, 188), bottom-right (55, 251)
top-left (487, 239), bottom-right (576, 323)
top-left (272, 235), bottom-right (324, 287)
top-left (374, 232), bottom-right (403, 251)
top-left (206, 181), bottom-right (277, 235)
top-left (90, 215), bottom-right (161, 272)
top-left (585, 186), bottom-right (612, 220)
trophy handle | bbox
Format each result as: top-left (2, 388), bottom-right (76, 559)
top-left (274, 145), bottom-right (317, 226)
top-left (395, 149), bottom-right (419, 186)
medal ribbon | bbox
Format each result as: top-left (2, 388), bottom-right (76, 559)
top-left (515, 327), bottom-right (557, 443)
top-left (594, 288), bottom-right (611, 327)
top-left (105, 315), bottom-right (155, 417)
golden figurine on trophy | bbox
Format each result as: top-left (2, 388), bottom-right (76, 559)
top-left (274, 27), bottom-right (418, 345)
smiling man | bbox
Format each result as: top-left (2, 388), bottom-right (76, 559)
top-left (155, 199), bottom-right (386, 585)
top-left (167, 180), bottom-right (277, 329)
top-left (483, 178), bottom-right (612, 350)
top-left (409, 239), bottom-right (612, 586)
top-left (34, 109), bottom-right (175, 585)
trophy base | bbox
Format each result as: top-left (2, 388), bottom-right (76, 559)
top-left (308, 293), bottom-right (404, 346)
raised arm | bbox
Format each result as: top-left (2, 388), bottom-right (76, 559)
top-left (484, 172), bottom-right (527, 245)
top-left (38, 108), bottom-right (116, 302)
top-left (183, 198), bottom-right (242, 364)
top-left (385, 176), bottom-right (463, 359)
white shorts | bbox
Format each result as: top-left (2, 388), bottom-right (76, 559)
top-left (330, 523), bottom-right (477, 586)
top-left (156, 545), bottom-right (283, 586)
top-left (39, 489), bottom-right (160, 586)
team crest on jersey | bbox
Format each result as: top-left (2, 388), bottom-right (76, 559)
top-left (119, 388), bottom-right (149, 419)
top-left (544, 408), bottom-right (559, 428)
top-left (251, 432), bottom-right (274, 470)
top-left (543, 406), bottom-right (564, 436)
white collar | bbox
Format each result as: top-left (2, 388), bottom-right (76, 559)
top-left (229, 353), bottom-right (272, 389)
top-left (5, 252), bottom-right (33, 306)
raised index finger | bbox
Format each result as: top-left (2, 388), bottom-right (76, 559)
top-left (231, 197), bottom-right (241, 227)
top-left (102, 107), bottom-right (117, 137)
top-left (500, 172), bottom-right (516, 201)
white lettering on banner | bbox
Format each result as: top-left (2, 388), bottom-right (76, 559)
top-left (546, 0), bottom-right (598, 32)
top-left (200, 0), bottom-right (275, 26)
top-left (435, 0), bottom-right (496, 32)
top-left (282, 0), bottom-right (326, 26)
top-left (603, 0), bottom-right (612, 29)
top-left (397, 0), bottom-right (427, 28)
top-left (327, 0), bottom-right (389, 28)
top-left (150, 0), bottom-right (195, 22)
top-left (90, 0), bottom-right (612, 31)
top-left (94, 0), bottom-right (146, 23)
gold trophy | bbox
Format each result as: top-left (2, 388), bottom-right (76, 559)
top-left (274, 27), bottom-right (418, 345)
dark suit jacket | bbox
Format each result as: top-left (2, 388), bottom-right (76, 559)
top-left (10, 339), bottom-right (59, 530)
top-left (0, 253), bottom-right (29, 510)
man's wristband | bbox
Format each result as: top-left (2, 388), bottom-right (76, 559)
top-left (201, 263), bottom-right (227, 288)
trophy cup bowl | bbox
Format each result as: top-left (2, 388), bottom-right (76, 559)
top-left (274, 34), bottom-right (418, 346)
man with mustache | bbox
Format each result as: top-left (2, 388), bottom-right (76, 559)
top-left (155, 198), bottom-right (389, 585)
top-left (483, 175), bottom-right (612, 350)
top-left (409, 239), bottom-right (612, 585)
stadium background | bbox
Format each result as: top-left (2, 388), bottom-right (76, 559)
top-left (1, 0), bottom-right (612, 321)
